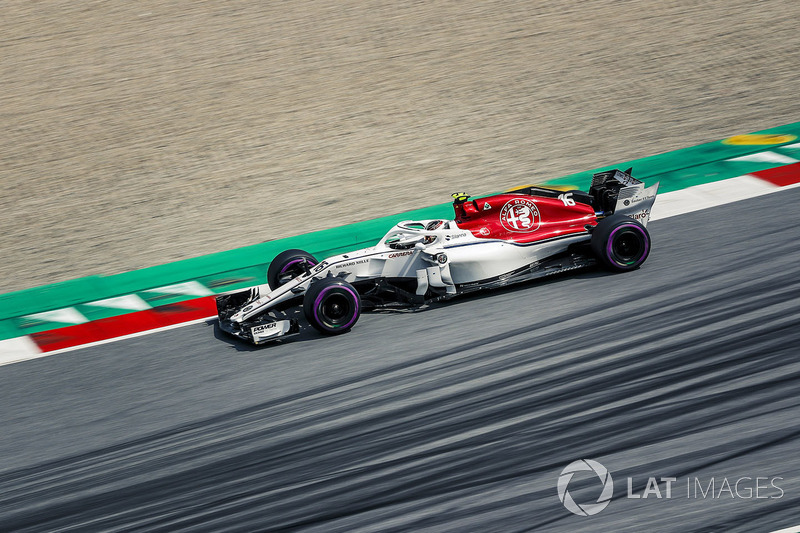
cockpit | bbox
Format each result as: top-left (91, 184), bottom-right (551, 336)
top-left (382, 220), bottom-right (449, 249)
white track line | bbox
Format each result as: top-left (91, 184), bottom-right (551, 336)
top-left (650, 175), bottom-right (797, 222)
top-left (770, 526), bottom-right (800, 533)
top-left (0, 336), bottom-right (45, 366)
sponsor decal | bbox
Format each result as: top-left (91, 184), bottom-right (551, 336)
top-left (388, 251), bottom-right (414, 258)
top-left (623, 192), bottom-right (655, 207)
top-left (338, 259), bottom-right (369, 268)
top-left (312, 261), bottom-right (328, 273)
top-left (251, 322), bottom-right (278, 335)
top-left (722, 134), bottom-right (797, 146)
top-left (445, 232), bottom-right (468, 241)
top-left (615, 173), bottom-right (640, 187)
top-left (631, 209), bottom-right (650, 221)
top-left (479, 227), bottom-right (490, 236)
top-left (483, 202), bottom-right (492, 210)
top-left (436, 253), bottom-right (448, 264)
top-left (499, 198), bottom-right (541, 233)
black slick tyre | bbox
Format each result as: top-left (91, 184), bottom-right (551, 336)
top-left (303, 277), bottom-right (361, 335)
top-left (591, 214), bottom-right (651, 272)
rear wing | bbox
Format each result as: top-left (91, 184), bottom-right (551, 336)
top-left (590, 168), bottom-right (642, 189)
top-left (591, 168), bottom-right (659, 226)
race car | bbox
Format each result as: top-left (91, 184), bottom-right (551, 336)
top-left (217, 168), bottom-right (658, 344)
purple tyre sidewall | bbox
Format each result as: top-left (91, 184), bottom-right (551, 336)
top-left (313, 284), bottom-right (360, 330)
top-left (606, 224), bottom-right (650, 268)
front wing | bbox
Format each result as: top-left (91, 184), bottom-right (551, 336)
top-left (216, 291), bottom-right (301, 344)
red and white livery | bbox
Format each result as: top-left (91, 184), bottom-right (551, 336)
top-left (217, 169), bottom-right (659, 344)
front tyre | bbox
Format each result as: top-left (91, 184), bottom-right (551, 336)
top-left (303, 278), bottom-right (361, 335)
top-left (591, 214), bottom-right (651, 272)
top-left (267, 249), bottom-right (318, 290)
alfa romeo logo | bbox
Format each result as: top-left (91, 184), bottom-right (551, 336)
top-left (499, 198), bottom-right (540, 232)
top-left (557, 459), bottom-right (614, 516)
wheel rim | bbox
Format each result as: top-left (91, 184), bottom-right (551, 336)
top-left (320, 294), bottom-right (351, 324)
top-left (314, 286), bottom-right (359, 330)
top-left (607, 225), bottom-right (648, 267)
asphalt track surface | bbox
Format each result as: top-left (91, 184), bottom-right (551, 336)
top-left (2, 190), bottom-right (800, 532)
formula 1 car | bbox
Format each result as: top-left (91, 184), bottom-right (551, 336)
top-left (217, 169), bottom-right (658, 344)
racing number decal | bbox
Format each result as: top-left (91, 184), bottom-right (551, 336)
top-left (500, 198), bottom-right (541, 232)
top-left (558, 192), bottom-right (575, 206)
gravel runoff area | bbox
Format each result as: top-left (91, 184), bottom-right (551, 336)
top-left (2, 1), bottom-right (799, 293)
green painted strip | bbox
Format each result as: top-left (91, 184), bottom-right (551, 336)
top-left (0, 319), bottom-right (18, 340)
top-left (1, 121), bottom-right (799, 339)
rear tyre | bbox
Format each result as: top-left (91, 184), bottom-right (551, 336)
top-left (303, 278), bottom-right (361, 335)
top-left (591, 215), bottom-right (651, 272)
top-left (267, 249), bottom-right (318, 290)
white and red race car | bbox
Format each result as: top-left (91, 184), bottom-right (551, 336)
top-left (217, 169), bottom-right (658, 344)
